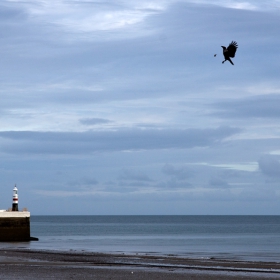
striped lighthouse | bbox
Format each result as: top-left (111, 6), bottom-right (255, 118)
top-left (12, 185), bottom-right (18, 211)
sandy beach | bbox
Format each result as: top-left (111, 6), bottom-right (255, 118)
top-left (0, 249), bottom-right (280, 279)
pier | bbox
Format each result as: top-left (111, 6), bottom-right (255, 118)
top-left (0, 211), bottom-right (31, 241)
top-left (0, 186), bottom-right (38, 242)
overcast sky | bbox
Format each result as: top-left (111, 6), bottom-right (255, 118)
top-left (1, 0), bottom-right (280, 215)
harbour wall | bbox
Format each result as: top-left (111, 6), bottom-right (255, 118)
top-left (0, 212), bottom-right (30, 241)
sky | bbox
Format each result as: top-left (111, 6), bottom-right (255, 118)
top-left (1, 0), bottom-right (280, 215)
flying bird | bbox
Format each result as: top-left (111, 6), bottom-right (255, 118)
top-left (221, 41), bottom-right (238, 65)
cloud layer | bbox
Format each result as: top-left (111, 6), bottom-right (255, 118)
top-left (0, 0), bottom-right (280, 214)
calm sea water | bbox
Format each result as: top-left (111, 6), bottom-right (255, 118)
top-left (1, 215), bottom-right (280, 262)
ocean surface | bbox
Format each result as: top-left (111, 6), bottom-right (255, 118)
top-left (1, 215), bottom-right (280, 262)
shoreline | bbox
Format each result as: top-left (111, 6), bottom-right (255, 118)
top-left (0, 249), bottom-right (280, 279)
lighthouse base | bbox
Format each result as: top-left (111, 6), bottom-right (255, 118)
top-left (0, 212), bottom-right (31, 242)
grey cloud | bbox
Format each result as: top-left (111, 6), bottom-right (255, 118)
top-left (0, 126), bottom-right (240, 155)
top-left (213, 95), bottom-right (280, 119)
top-left (155, 178), bottom-right (192, 189)
top-left (209, 177), bottom-right (229, 188)
top-left (79, 118), bottom-right (112, 126)
top-left (258, 155), bottom-right (280, 177)
top-left (80, 177), bottom-right (99, 186)
top-left (0, 5), bottom-right (25, 22)
top-left (118, 169), bottom-right (152, 182)
top-left (67, 177), bottom-right (99, 190)
top-left (162, 163), bottom-right (193, 180)
top-left (117, 181), bottom-right (152, 189)
top-left (1, 1), bottom-right (279, 112)
top-left (237, 187), bottom-right (278, 202)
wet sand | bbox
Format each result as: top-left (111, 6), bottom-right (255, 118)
top-left (0, 249), bottom-right (280, 279)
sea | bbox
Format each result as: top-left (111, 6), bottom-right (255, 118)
top-left (1, 215), bottom-right (280, 262)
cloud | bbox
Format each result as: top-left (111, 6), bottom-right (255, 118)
top-left (155, 178), bottom-right (192, 189)
top-left (213, 95), bottom-right (280, 119)
top-left (0, 126), bottom-right (241, 155)
top-left (2, 0), bottom-right (280, 214)
top-left (258, 155), bottom-right (280, 177)
top-left (187, 0), bottom-right (280, 11)
top-left (69, 177), bottom-right (99, 187)
top-left (79, 118), bottom-right (113, 126)
top-left (162, 163), bottom-right (193, 180)
top-left (118, 169), bottom-right (152, 182)
top-left (1, 0), bottom-right (165, 41)
top-left (209, 177), bottom-right (229, 187)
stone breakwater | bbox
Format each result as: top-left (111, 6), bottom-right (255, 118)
top-left (0, 211), bottom-right (31, 241)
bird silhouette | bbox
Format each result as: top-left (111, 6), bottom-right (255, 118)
top-left (221, 41), bottom-right (238, 65)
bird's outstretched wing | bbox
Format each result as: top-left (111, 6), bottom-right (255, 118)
top-left (227, 41), bottom-right (238, 58)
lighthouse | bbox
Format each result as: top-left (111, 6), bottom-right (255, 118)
top-left (12, 185), bottom-right (18, 211)
top-left (0, 186), bottom-right (38, 242)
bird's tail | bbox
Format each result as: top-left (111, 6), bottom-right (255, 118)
top-left (228, 58), bottom-right (234, 65)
